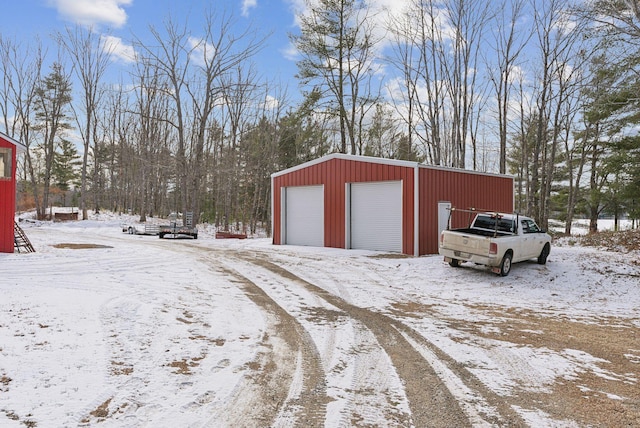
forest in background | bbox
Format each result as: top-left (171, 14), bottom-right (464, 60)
top-left (1, 0), bottom-right (639, 235)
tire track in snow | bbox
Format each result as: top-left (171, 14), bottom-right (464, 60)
top-left (198, 246), bottom-right (411, 427)
top-left (88, 234), bottom-right (302, 426)
top-left (243, 253), bottom-right (528, 427)
top-left (205, 255), bottom-right (330, 427)
top-left (114, 237), bottom-right (518, 425)
top-left (268, 252), bottom-right (532, 426)
top-left (215, 249), bottom-right (414, 426)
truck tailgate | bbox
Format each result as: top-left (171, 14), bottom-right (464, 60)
top-left (441, 232), bottom-right (491, 255)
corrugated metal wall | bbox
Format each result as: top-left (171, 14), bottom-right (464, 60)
top-left (0, 138), bottom-right (16, 253)
top-left (419, 167), bottom-right (514, 255)
top-left (272, 155), bottom-right (514, 256)
top-left (272, 157), bottom-right (416, 254)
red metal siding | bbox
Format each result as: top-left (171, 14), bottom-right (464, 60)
top-left (0, 137), bottom-right (16, 253)
top-left (273, 155), bottom-right (513, 256)
top-left (419, 168), bottom-right (514, 255)
top-left (273, 157), bottom-right (416, 254)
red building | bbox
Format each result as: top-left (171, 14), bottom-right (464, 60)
top-left (0, 132), bottom-right (26, 253)
top-left (271, 154), bottom-right (514, 256)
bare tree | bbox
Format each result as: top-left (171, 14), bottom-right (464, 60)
top-left (386, 10), bottom-right (418, 160)
top-left (442, 0), bottom-right (492, 168)
top-left (136, 10), bottom-right (265, 225)
top-left (135, 19), bottom-right (193, 222)
top-left (292, 0), bottom-right (381, 155)
top-left (239, 82), bottom-right (290, 235)
top-left (387, 0), bottom-right (446, 165)
top-left (563, 97), bottom-right (589, 234)
top-left (488, 0), bottom-right (531, 174)
top-left (0, 37), bottom-right (44, 212)
top-left (510, 71), bottom-right (536, 214)
top-left (130, 55), bottom-right (168, 222)
top-left (219, 66), bottom-right (260, 230)
top-left (58, 25), bottom-right (112, 219)
top-left (387, 0), bottom-right (490, 168)
top-left (96, 83), bottom-right (129, 213)
top-left (187, 12), bottom-right (265, 226)
top-left (529, 0), bottom-right (588, 229)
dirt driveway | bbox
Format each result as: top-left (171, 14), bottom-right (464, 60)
top-left (2, 225), bottom-right (639, 427)
top-left (186, 237), bottom-right (640, 427)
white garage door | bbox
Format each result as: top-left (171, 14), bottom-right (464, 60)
top-left (350, 181), bottom-right (402, 252)
top-left (283, 185), bottom-right (324, 246)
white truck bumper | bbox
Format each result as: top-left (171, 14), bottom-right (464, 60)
top-left (439, 248), bottom-right (500, 268)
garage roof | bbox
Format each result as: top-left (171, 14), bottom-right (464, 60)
top-left (271, 153), bottom-right (510, 179)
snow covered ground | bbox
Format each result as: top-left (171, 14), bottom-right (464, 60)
top-left (1, 213), bottom-right (639, 427)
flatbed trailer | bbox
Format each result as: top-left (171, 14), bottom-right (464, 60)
top-left (159, 223), bottom-right (198, 239)
top-left (158, 212), bottom-right (197, 239)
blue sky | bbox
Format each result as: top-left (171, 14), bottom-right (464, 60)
top-left (4, 0), bottom-right (301, 88)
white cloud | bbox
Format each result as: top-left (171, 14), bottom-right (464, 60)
top-left (285, 0), bottom-right (417, 58)
top-left (101, 35), bottom-right (137, 63)
top-left (188, 37), bottom-right (217, 67)
top-left (241, 0), bottom-right (258, 17)
top-left (48, 0), bottom-right (132, 28)
top-left (264, 94), bottom-right (279, 110)
top-left (282, 42), bottom-right (299, 61)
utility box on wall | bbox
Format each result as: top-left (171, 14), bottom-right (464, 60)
top-left (271, 154), bottom-right (514, 256)
top-left (0, 132), bottom-right (26, 253)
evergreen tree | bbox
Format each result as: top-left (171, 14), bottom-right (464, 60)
top-left (33, 62), bottom-right (72, 218)
top-left (584, 0), bottom-right (640, 229)
top-left (277, 90), bottom-right (329, 169)
top-left (53, 138), bottom-right (81, 192)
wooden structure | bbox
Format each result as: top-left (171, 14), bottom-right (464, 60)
top-left (0, 132), bottom-right (26, 253)
top-left (54, 211), bottom-right (79, 221)
top-left (271, 154), bottom-right (514, 256)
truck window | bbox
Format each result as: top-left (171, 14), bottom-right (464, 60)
top-left (521, 219), bottom-right (540, 233)
top-left (474, 215), bottom-right (516, 233)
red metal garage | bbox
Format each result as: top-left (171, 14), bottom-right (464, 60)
top-left (271, 154), bottom-right (514, 256)
top-left (0, 132), bottom-right (26, 253)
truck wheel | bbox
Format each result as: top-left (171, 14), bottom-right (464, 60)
top-left (537, 244), bottom-right (550, 265)
top-left (128, 227), bottom-right (134, 235)
top-left (499, 252), bottom-right (512, 277)
top-left (159, 233), bottom-right (165, 239)
top-left (449, 259), bottom-right (460, 267)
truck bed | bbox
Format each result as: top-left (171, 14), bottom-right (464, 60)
top-left (448, 227), bottom-right (514, 238)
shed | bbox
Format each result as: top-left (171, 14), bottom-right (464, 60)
top-left (0, 132), bottom-right (26, 253)
top-left (271, 154), bottom-right (514, 256)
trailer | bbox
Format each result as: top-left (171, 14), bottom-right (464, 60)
top-left (122, 223), bottom-right (160, 235)
top-left (158, 212), bottom-right (198, 239)
top-left (159, 224), bottom-right (198, 239)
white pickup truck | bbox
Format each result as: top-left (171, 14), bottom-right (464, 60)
top-left (438, 209), bottom-right (552, 276)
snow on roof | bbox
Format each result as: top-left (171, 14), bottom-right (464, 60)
top-left (271, 153), bottom-right (512, 179)
top-left (0, 131), bottom-right (26, 153)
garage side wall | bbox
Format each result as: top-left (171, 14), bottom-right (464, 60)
top-left (273, 158), bottom-right (416, 254)
top-left (419, 168), bottom-right (514, 255)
